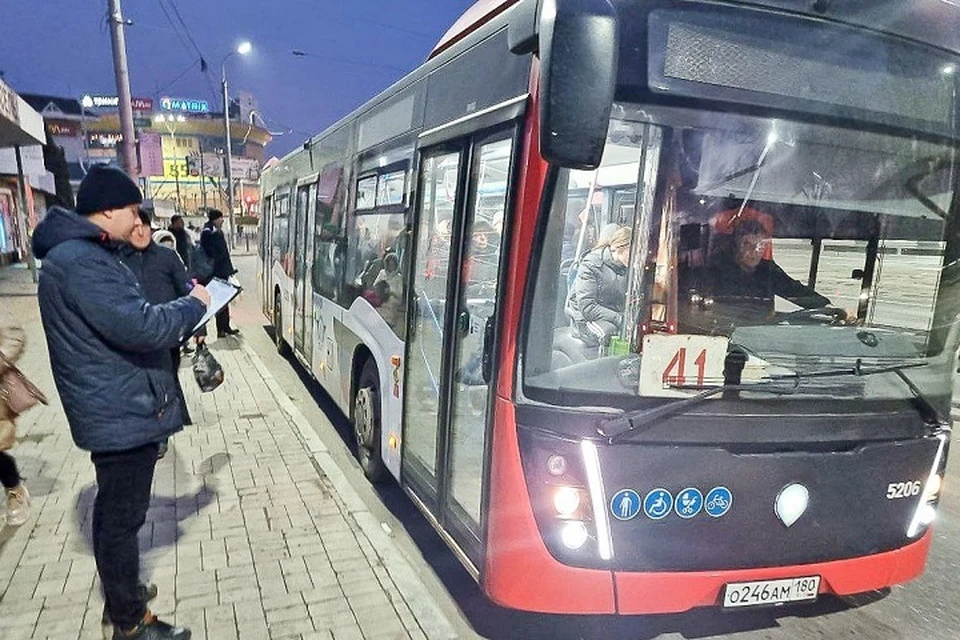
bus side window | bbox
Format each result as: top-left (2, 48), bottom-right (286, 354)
top-left (314, 163), bottom-right (346, 301)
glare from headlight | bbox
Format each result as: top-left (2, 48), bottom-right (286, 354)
top-left (919, 504), bottom-right (938, 526)
top-left (553, 487), bottom-right (581, 517)
top-left (561, 521), bottom-right (589, 549)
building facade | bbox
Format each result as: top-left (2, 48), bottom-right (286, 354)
top-left (21, 93), bottom-right (272, 222)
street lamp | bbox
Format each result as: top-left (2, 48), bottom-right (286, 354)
top-left (222, 40), bottom-right (252, 248)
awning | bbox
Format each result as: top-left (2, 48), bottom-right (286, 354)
top-left (0, 80), bottom-right (45, 148)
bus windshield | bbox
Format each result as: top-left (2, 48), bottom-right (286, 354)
top-left (523, 103), bottom-right (960, 410)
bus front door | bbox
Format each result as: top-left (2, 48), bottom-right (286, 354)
top-left (403, 132), bottom-right (515, 566)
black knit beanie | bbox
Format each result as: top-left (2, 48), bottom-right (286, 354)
top-left (76, 165), bottom-right (143, 216)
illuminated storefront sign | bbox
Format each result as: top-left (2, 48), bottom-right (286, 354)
top-left (160, 97), bottom-right (210, 114)
top-left (81, 95), bottom-right (153, 110)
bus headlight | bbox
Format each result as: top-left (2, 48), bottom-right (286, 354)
top-left (907, 435), bottom-right (948, 538)
top-left (546, 454), bottom-right (568, 477)
top-left (561, 522), bottom-right (589, 549)
top-left (553, 486), bottom-right (582, 517)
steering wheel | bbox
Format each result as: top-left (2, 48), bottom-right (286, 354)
top-left (777, 306), bottom-right (849, 326)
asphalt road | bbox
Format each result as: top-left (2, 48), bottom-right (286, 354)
top-left (234, 254), bottom-right (959, 640)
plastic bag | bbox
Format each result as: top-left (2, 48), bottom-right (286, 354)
top-left (192, 344), bottom-right (224, 392)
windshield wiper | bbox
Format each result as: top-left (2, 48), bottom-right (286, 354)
top-left (599, 360), bottom-right (932, 444)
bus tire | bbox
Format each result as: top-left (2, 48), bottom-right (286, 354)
top-left (274, 291), bottom-right (290, 356)
top-left (354, 359), bottom-right (389, 484)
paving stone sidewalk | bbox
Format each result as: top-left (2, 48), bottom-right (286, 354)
top-left (0, 264), bottom-right (454, 640)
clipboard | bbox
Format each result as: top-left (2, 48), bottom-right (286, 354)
top-left (182, 278), bottom-right (242, 343)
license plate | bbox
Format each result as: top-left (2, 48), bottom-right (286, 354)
top-left (722, 576), bottom-right (820, 608)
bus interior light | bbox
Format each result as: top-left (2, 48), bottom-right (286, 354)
top-left (553, 486), bottom-right (582, 517)
top-left (560, 521), bottom-right (589, 550)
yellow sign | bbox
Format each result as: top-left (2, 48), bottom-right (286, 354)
top-left (163, 159), bottom-right (191, 180)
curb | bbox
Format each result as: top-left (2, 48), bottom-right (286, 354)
top-left (239, 341), bottom-right (458, 640)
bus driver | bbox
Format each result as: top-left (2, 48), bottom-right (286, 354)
top-left (681, 218), bottom-right (841, 332)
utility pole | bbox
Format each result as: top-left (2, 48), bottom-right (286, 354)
top-left (222, 74), bottom-right (235, 248)
top-left (107, 0), bottom-right (138, 178)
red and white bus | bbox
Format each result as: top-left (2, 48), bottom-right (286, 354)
top-left (260, 0), bottom-right (958, 614)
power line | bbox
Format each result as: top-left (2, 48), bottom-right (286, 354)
top-left (289, 49), bottom-right (408, 74)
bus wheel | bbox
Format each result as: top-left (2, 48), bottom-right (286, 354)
top-left (354, 360), bottom-right (389, 484)
top-left (274, 292), bottom-right (290, 356)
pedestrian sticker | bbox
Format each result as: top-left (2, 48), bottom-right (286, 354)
top-left (610, 489), bottom-right (642, 521)
top-left (643, 488), bottom-right (673, 520)
top-left (675, 487), bottom-right (703, 519)
top-left (705, 486), bottom-right (733, 518)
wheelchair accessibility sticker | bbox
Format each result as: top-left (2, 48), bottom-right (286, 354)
top-left (643, 488), bottom-right (673, 520)
top-left (705, 486), bottom-right (733, 518)
top-left (610, 489), bottom-right (642, 521)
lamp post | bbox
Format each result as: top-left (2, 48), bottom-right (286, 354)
top-left (221, 40), bottom-right (252, 249)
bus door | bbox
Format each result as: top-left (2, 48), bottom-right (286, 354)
top-left (260, 196), bottom-right (274, 317)
top-left (403, 130), bottom-right (515, 562)
top-left (293, 184), bottom-right (314, 359)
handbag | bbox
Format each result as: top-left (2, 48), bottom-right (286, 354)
top-left (0, 351), bottom-right (48, 416)
top-left (192, 344), bottom-right (224, 393)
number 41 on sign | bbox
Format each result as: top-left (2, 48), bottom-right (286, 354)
top-left (638, 334), bottom-right (729, 397)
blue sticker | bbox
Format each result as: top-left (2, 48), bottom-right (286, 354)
top-left (610, 489), bottom-right (642, 521)
top-left (705, 486), bottom-right (733, 518)
top-left (643, 488), bottom-right (673, 520)
top-left (675, 487), bottom-right (704, 519)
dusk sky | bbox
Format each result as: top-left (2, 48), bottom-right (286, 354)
top-left (0, 0), bottom-right (476, 157)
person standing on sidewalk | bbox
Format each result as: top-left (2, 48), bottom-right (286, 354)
top-left (32, 166), bottom-right (209, 640)
top-left (123, 211), bottom-right (195, 436)
top-left (0, 322), bottom-right (30, 526)
top-left (200, 209), bottom-right (240, 337)
top-left (167, 215), bottom-right (191, 268)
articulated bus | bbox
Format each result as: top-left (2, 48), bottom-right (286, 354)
top-left (260, 0), bottom-right (959, 615)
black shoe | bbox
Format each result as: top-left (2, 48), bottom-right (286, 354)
top-left (112, 613), bottom-right (190, 640)
top-left (157, 441), bottom-right (169, 459)
top-left (181, 345), bottom-right (194, 356)
top-left (217, 328), bottom-right (240, 338)
top-left (103, 583), bottom-right (159, 626)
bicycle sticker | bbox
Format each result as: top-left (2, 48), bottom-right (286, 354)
top-left (705, 486), bottom-right (733, 518)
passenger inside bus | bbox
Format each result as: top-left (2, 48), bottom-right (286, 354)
top-left (565, 226), bottom-right (632, 347)
top-left (679, 207), bottom-right (841, 334)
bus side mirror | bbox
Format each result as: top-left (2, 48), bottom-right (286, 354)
top-left (538, 0), bottom-right (619, 170)
top-left (508, 0), bottom-right (541, 54)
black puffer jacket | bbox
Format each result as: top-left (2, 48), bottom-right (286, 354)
top-left (200, 222), bottom-right (235, 279)
top-left (566, 247), bottom-right (627, 343)
top-left (32, 207), bottom-right (205, 453)
top-left (121, 242), bottom-right (190, 305)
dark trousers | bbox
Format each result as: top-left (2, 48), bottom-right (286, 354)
top-left (215, 305), bottom-right (231, 335)
top-left (0, 451), bottom-right (20, 489)
top-left (91, 443), bottom-right (159, 629)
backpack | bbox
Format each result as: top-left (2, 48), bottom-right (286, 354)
top-left (190, 242), bottom-right (214, 283)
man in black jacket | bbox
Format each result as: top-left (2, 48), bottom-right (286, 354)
top-left (199, 209), bottom-right (239, 337)
top-left (33, 166), bottom-right (209, 640)
top-left (168, 215), bottom-right (191, 268)
top-left (124, 210), bottom-right (194, 431)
